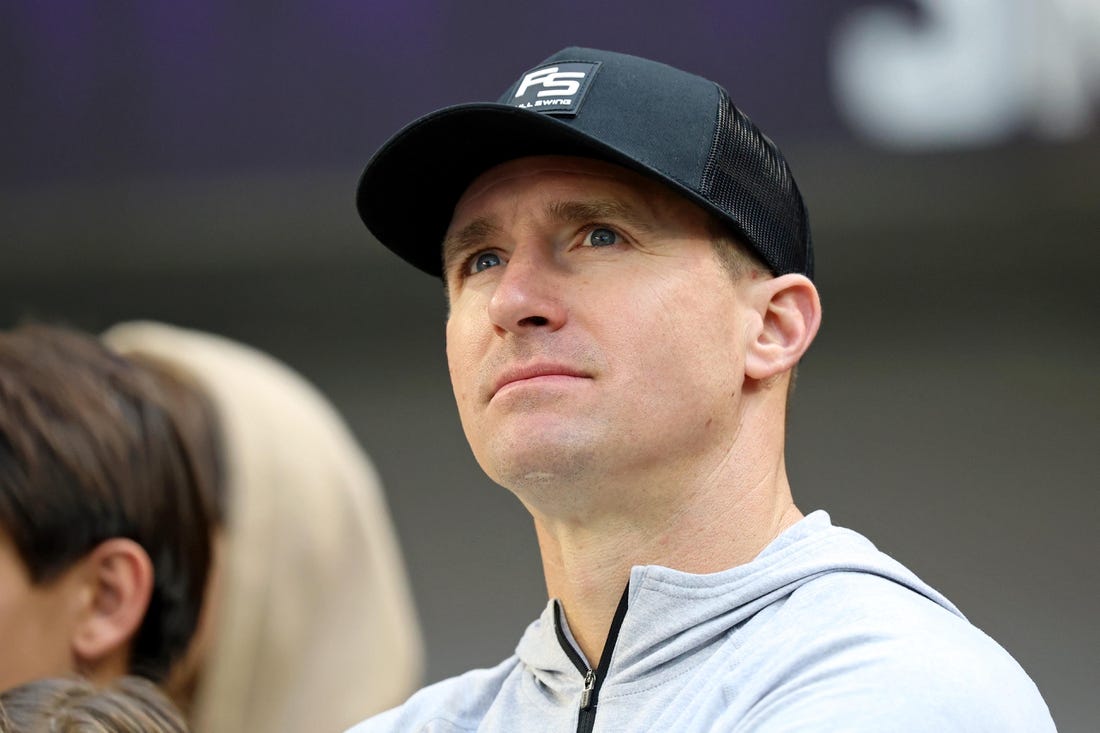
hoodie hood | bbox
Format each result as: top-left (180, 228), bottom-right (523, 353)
top-left (351, 510), bottom-right (1051, 733)
top-left (517, 511), bottom-right (962, 700)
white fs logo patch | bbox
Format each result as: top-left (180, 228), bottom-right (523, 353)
top-left (510, 62), bottom-right (600, 116)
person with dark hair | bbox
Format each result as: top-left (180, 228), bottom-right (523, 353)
top-left (0, 675), bottom-right (189, 733)
top-left (347, 47), bottom-right (1054, 731)
top-left (0, 324), bottom-right (218, 693)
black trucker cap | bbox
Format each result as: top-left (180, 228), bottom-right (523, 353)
top-left (356, 46), bottom-right (813, 280)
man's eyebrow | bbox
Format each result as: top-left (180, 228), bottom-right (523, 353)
top-left (442, 217), bottom-right (501, 271)
top-left (545, 199), bottom-right (654, 232)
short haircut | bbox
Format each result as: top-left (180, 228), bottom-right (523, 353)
top-left (706, 217), bottom-right (770, 282)
top-left (0, 324), bottom-right (221, 682)
top-left (0, 676), bottom-right (189, 732)
top-left (705, 220), bottom-right (802, 405)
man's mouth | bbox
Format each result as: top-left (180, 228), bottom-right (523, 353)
top-left (491, 363), bottom-right (591, 398)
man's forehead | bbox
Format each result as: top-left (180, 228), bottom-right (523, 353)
top-left (451, 155), bottom-right (674, 225)
top-left (462, 155), bottom-right (658, 202)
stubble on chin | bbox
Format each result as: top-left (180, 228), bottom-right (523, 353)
top-left (484, 439), bottom-right (606, 518)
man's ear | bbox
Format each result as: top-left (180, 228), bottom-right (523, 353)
top-left (744, 273), bottom-right (822, 381)
top-left (70, 537), bottom-right (154, 679)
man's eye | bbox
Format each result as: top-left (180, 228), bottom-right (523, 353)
top-left (585, 227), bottom-right (618, 247)
top-left (469, 251), bottom-right (503, 274)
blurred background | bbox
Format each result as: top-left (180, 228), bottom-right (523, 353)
top-left (2, 1), bottom-right (1097, 729)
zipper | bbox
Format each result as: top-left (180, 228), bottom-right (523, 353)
top-left (554, 584), bottom-right (631, 733)
top-left (580, 669), bottom-right (596, 709)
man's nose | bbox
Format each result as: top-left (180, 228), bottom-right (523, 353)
top-left (486, 246), bottom-right (567, 334)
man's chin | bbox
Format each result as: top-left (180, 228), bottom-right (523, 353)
top-left (482, 441), bottom-right (600, 494)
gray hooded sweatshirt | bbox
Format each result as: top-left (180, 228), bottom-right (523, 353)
top-left (349, 511), bottom-right (1054, 732)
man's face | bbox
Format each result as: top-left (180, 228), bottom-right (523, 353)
top-left (0, 529), bottom-right (81, 691)
top-left (443, 156), bottom-right (757, 507)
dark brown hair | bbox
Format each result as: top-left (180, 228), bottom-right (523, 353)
top-left (0, 324), bottom-right (221, 682)
top-left (0, 676), bottom-right (189, 732)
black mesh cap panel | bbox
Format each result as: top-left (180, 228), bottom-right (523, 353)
top-left (699, 88), bottom-right (813, 279)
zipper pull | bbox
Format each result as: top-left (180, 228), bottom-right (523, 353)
top-left (580, 669), bottom-right (596, 710)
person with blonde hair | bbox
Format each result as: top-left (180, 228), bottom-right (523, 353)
top-left (103, 322), bottom-right (423, 733)
top-left (0, 676), bottom-right (189, 733)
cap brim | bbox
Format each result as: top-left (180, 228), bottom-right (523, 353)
top-left (357, 103), bottom-right (710, 277)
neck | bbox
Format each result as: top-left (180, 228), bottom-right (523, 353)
top-left (531, 454), bottom-right (801, 665)
top-left (80, 648), bottom-right (131, 688)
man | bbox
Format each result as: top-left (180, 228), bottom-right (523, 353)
top-left (350, 47), bottom-right (1054, 731)
top-left (0, 324), bottom-right (218, 694)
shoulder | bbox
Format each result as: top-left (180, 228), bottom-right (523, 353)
top-left (781, 570), bottom-right (1016, 666)
top-left (345, 657), bottom-right (521, 733)
top-left (736, 571), bottom-right (1055, 731)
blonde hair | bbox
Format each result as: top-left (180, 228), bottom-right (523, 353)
top-left (102, 322), bottom-right (424, 733)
